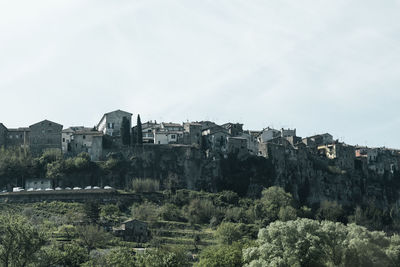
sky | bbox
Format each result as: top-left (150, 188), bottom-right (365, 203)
top-left (0, 0), bottom-right (400, 148)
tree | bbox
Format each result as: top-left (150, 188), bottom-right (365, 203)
top-left (258, 186), bottom-right (295, 224)
top-left (197, 243), bottom-right (243, 267)
top-left (100, 204), bottom-right (122, 226)
top-left (0, 213), bottom-right (46, 267)
top-left (121, 116), bottom-right (131, 146)
top-left (76, 224), bottom-right (111, 254)
top-left (105, 247), bottom-right (137, 267)
top-left (243, 218), bottom-right (400, 267)
top-left (137, 114), bottom-right (143, 145)
top-left (215, 222), bottom-right (243, 245)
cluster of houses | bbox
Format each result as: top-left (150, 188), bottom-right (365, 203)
top-left (1, 109), bottom-right (399, 176)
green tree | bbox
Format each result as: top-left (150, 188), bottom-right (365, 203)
top-left (76, 224), bottom-right (112, 254)
top-left (197, 243), bottom-right (243, 267)
top-left (215, 222), bottom-right (243, 245)
top-left (243, 218), bottom-right (400, 267)
top-left (137, 114), bottom-right (143, 145)
top-left (0, 213), bottom-right (46, 267)
top-left (100, 204), bottom-right (122, 226)
top-left (258, 186), bottom-right (295, 224)
top-left (105, 247), bottom-right (137, 267)
top-left (121, 116), bottom-right (131, 146)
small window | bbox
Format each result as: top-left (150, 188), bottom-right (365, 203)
top-left (83, 135), bottom-right (86, 139)
top-left (62, 138), bottom-right (65, 142)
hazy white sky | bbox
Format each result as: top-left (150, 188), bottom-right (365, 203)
top-left (1, 0), bottom-right (399, 147)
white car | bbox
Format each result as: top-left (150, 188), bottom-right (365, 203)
top-left (13, 187), bottom-right (23, 192)
top-left (65, 187), bottom-right (72, 190)
top-left (27, 188), bottom-right (34, 192)
top-left (36, 188), bottom-right (43, 191)
top-left (73, 187), bottom-right (82, 190)
top-left (104, 186), bottom-right (113, 190)
top-left (45, 188), bottom-right (54, 191)
top-left (93, 186), bottom-right (101, 190)
top-left (55, 187), bottom-right (62, 191)
top-left (84, 186), bottom-right (92, 190)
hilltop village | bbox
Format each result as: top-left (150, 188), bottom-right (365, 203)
top-left (1, 109), bottom-right (400, 206)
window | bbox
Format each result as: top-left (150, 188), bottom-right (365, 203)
top-left (83, 135), bottom-right (86, 139)
top-left (62, 138), bottom-right (65, 142)
top-left (171, 135), bottom-right (176, 139)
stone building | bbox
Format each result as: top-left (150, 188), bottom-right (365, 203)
top-left (69, 129), bottom-right (103, 161)
top-left (97, 110), bottom-right (132, 137)
top-left (238, 130), bottom-right (259, 155)
top-left (154, 130), bottom-right (183, 144)
top-left (221, 123), bottom-right (243, 137)
top-left (6, 127), bottom-right (30, 150)
top-left (0, 123), bottom-right (8, 147)
top-left (29, 120), bottom-right (63, 155)
top-left (227, 137), bottom-right (248, 158)
top-left (113, 219), bottom-right (149, 242)
top-left (140, 121), bottom-right (160, 143)
top-left (25, 178), bottom-right (52, 190)
top-left (62, 126), bottom-right (85, 153)
top-left (302, 133), bottom-right (333, 147)
top-left (257, 127), bottom-right (281, 143)
top-left (183, 122), bottom-right (202, 146)
top-left (318, 142), bottom-right (355, 170)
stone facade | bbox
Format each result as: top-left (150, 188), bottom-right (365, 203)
top-left (0, 123), bottom-right (8, 147)
top-left (69, 129), bottom-right (103, 161)
top-left (97, 110), bottom-right (132, 137)
top-left (222, 123), bottom-right (243, 137)
top-left (25, 178), bottom-right (52, 190)
top-left (183, 122), bottom-right (202, 146)
top-left (113, 219), bottom-right (149, 242)
top-left (29, 120), bottom-right (63, 155)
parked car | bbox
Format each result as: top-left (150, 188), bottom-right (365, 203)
top-left (104, 186), bottom-right (113, 190)
top-left (55, 187), bottom-right (62, 191)
top-left (13, 187), bottom-right (24, 192)
top-left (93, 186), bottom-right (101, 190)
top-left (73, 187), bottom-right (82, 190)
top-left (45, 188), bottom-right (54, 191)
top-left (27, 188), bottom-right (34, 192)
top-left (84, 186), bottom-right (92, 190)
top-left (65, 187), bottom-right (72, 190)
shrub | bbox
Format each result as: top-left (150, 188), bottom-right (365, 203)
top-left (186, 199), bottom-right (218, 225)
top-left (159, 203), bottom-right (186, 222)
top-left (131, 201), bottom-right (159, 222)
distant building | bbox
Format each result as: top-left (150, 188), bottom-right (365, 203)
top-left (25, 178), bottom-right (52, 190)
top-left (113, 219), bottom-right (150, 242)
top-left (29, 120), bottom-right (63, 155)
top-left (302, 133), bottom-right (333, 147)
top-left (257, 127), bottom-right (281, 143)
top-left (97, 110), bottom-right (132, 137)
top-left (318, 142), bottom-right (355, 170)
top-left (183, 122), bottom-right (202, 146)
top-left (227, 137), bottom-right (248, 157)
top-left (62, 126), bottom-right (85, 153)
top-left (221, 123), bottom-right (243, 137)
top-left (0, 123), bottom-right (7, 147)
top-left (69, 129), bottom-right (103, 161)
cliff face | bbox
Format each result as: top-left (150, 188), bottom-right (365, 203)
top-left (122, 144), bottom-right (400, 209)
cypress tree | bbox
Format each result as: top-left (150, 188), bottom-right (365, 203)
top-left (137, 114), bottom-right (143, 145)
top-left (121, 117), bottom-right (131, 146)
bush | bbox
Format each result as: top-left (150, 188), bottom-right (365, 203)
top-left (197, 243), bottom-right (243, 267)
top-left (131, 201), bottom-right (159, 222)
top-left (159, 203), bottom-right (186, 222)
top-left (132, 178), bottom-right (160, 193)
top-left (186, 199), bottom-right (219, 225)
top-left (215, 222), bottom-right (243, 245)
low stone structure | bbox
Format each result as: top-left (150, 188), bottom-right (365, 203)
top-left (113, 219), bottom-right (150, 242)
